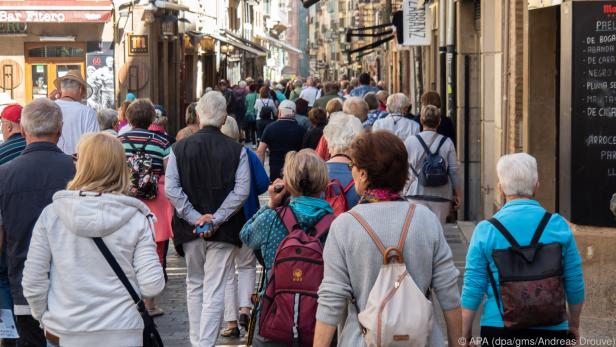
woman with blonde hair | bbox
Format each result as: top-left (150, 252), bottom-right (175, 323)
top-left (177, 102), bottom-right (199, 141)
top-left (241, 149), bottom-right (334, 346)
top-left (22, 133), bottom-right (165, 347)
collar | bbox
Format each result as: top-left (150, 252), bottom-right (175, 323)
top-left (502, 199), bottom-right (540, 209)
top-left (22, 141), bottom-right (62, 155)
top-left (6, 133), bottom-right (23, 141)
top-left (198, 126), bottom-right (223, 134)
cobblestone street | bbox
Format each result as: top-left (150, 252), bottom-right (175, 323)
top-left (154, 223), bottom-right (476, 346)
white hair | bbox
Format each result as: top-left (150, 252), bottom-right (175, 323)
top-left (323, 112), bottom-right (363, 154)
top-left (239, 81), bottom-right (247, 88)
top-left (386, 93), bottom-right (410, 114)
top-left (97, 108), bottom-right (118, 131)
top-left (60, 79), bottom-right (82, 92)
top-left (196, 91), bottom-right (227, 128)
top-left (21, 98), bottom-right (63, 137)
top-left (221, 116), bottom-right (240, 141)
top-left (496, 153), bottom-right (539, 197)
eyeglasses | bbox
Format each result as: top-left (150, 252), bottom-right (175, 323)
top-left (347, 161), bottom-right (356, 170)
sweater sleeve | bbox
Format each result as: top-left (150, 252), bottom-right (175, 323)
top-left (555, 215), bottom-right (585, 305)
top-left (316, 217), bottom-right (353, 326)
top-left (430, 212), bottom-right (461, 311)
top-left (446, 140), bottom-right (460, 191)
top-left (21, 208), bottom-right (52, 320)
top-left (461, 221), bottom-right (490, 310)
top-left (132, 218), bottom-right (166, 298)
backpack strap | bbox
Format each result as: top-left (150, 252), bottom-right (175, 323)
top-left (348, 210), bottom-right (387, 256)
top-left (530, 212), bottom-right (552, 246)
top-left (396, 203), bottom-right (416, 251)
top-left (342, 180), bottom-right (355, 194)
top-left (415, 135), bottom-right (434, 156)
top-left (277, 206), bottom-right (300, 233)
top-left (434, 136), bottom-right (448, 154)
top-left (487, 218), bottom-right (521, 248)
top-left (313, 214), bottom-right (336, 239)
top-left (486, 265), bottom-right (505, 319)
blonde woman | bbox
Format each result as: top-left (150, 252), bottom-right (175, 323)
top-left (22, 133), bottom-right (165, 347)
top-left (240, 149), bottom-right (334, 347)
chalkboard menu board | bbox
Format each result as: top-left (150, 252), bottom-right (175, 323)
top-left (571, 1), bottom-right (616, 227)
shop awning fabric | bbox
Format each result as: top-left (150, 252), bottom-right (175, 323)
top-left (0, 1), bottom-right (113, 23)
top-left (256, 32), bottom-right (303, 55)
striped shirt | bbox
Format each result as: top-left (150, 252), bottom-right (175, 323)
top-left (118, 129), bottom-right (171, 175)
top-left (0, 133), bottom-right (26, 166)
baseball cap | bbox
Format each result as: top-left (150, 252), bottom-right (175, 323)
top-left (279, 100), bottom-right (296, 113)
top-left (1, 104), bottom-right (22, 123)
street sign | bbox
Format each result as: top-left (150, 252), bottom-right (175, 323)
top-left (401, 0), bottom-right (431, 46)
top-left (569, 1), bottom-right (616, 227)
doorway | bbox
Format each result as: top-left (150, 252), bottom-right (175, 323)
top-left (25, 42), bottom-right (86, 101)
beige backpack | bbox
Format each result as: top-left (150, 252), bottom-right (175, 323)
top-left (349, 203), bottom-right (433, 347)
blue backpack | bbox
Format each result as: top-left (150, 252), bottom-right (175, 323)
top-left (411, 135), bottom-right (449, 187)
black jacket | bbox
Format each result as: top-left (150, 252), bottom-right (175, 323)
top-left (0, 142), bottom-right (75, 306)
top-left (171, 127), bottom-right (246, 246)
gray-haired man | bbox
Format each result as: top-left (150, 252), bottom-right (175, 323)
top-left (165, 91), bottom-right (250, 346)
top-left (0, 98), bottom-right (75, 345)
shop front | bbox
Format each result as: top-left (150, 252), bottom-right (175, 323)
top-left (0, 0), bottom-right (113, 108)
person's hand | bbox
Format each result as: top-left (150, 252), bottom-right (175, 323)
top-left (453, 191), bottom-right (461, 210)
top-left (48, 89), bottom-right (61, 101)
top-left (568, 326), bottom-right (580, 345)
top-left (267, 179), bottom-right (288, 209)
top-left (193, 214), bottom-right (215, 238)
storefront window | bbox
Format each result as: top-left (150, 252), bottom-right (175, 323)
top-left (31, 65), bottom-right (48, 98)
top-left (27, 46), bottom-right (84, 58)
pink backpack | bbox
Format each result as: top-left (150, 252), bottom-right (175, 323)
top-left (324, 178), bottom-right (355, 216)
top-left (259, 207), bottom-right (335, 346)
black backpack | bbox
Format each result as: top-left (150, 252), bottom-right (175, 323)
top-left (411, 135), bottom-right (448, 187)
top-left (259, 100), bottom-right (275, 120)
top-left (487, 213), bottom-right (567, 330)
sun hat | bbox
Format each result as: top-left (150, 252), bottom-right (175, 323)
top-left (53, 70), bottom-right (93, 97)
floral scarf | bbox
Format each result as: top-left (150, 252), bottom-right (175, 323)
top-left (358, 188), bottom-right (404, 204)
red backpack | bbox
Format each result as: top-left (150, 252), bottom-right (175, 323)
top-left (259, 207), bottom-right (335, 346)
top-left (324, 178), bottom-right (354, 216)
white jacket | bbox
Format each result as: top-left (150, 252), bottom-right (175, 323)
top-left (372, 114), bottom-right (421, 142)
top-left (22, 191), bottom-right (165, 347)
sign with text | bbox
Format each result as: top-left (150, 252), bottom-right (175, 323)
top-left (128, 34), bottom-right (149, 55)
top-left (0, 10), bottom-right (111, 23)
top-left (401, 0), bottom-right (431, 46)
top-left (571, 1), bottom-right (616, 226)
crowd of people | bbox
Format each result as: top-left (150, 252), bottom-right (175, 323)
top-left (0, 69), bottom-right (585, 347)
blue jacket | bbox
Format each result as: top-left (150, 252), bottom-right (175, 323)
top-left (243, 148), bottom-right (269, 220)
top-left (461, 199), bottom-right (585, 330)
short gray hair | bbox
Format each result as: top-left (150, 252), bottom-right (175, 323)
top-left (496, 153), bottom-right (539, 197)
top-left (386, 93), bottom-right (410, 114)
top-left (196, 91), bottom-right (227, 128)
top-left (21, 98), bottom-right (63, 137)
top-left (343, 97), bottom-right (369, 122)
top-left (238, 81), bottom-right (247, 88)
top-left (323, 112), bottom-right (363, 154)
top-left (60, 79), bottom-right (81, 92)
top-left (97, 108), bottom-right (118, 131)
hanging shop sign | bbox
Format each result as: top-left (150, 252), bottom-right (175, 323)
top-left (128, 34), bottom-right (149, 55)
top-left (401, 0), bottom-right (431, 46)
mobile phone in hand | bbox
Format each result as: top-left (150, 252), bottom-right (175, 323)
top-left (273, 184), bottom-right (284, 193)
top-left (196, 223), bottom-right (212, 235)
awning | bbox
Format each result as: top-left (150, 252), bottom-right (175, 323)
top-left (207, 32), bottom-right (267, 57)
top-left (0, 1), bottom-right (112, 23)
top-left (256, 32), bottom-right (303, 54)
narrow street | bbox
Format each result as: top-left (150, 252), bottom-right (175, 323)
top-left (155, 222), bottom-right (476, 346)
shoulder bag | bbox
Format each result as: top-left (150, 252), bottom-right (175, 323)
top-left (93, 237), bottom-right (164, 347)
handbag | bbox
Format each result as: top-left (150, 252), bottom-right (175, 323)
top-left (93, 237), bottom-right (164, 347)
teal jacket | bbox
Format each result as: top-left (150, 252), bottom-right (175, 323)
top-left (461, 199), bottom-right (585, 330)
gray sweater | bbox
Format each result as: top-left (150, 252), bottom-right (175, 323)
top-left (316, 201), bottom-right (460, 347)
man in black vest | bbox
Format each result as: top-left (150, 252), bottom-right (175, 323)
top-left (165, 91), bottom-right (250, 347)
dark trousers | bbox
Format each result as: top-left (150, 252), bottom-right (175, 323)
top-left (481, 326), bottom-right (570, 347)
top-left (15, 315), bottom-right (45, 347)
top-left (244, 119), bottom-right (257, 144)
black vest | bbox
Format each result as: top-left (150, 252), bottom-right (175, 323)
top-left (171, 127), bottom-right (246, 246)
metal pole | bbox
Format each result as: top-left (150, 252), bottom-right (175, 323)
top-left (446, 0), bottom-right (457, 129)
top-left (439, 0), bottom-right (447, 114)
top-left (463, 55), bottom-right (470, 221)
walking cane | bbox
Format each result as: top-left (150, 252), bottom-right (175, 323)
top-left (246, 268), bottom-right (265, 346)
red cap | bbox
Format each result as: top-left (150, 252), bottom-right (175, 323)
top-left (1, 104), bottom-right (22, 123)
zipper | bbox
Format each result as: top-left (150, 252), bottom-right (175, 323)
top-left (376, 271), bottom-right (409, 347)
top-left (275, 257), bottom-right (323, 265)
